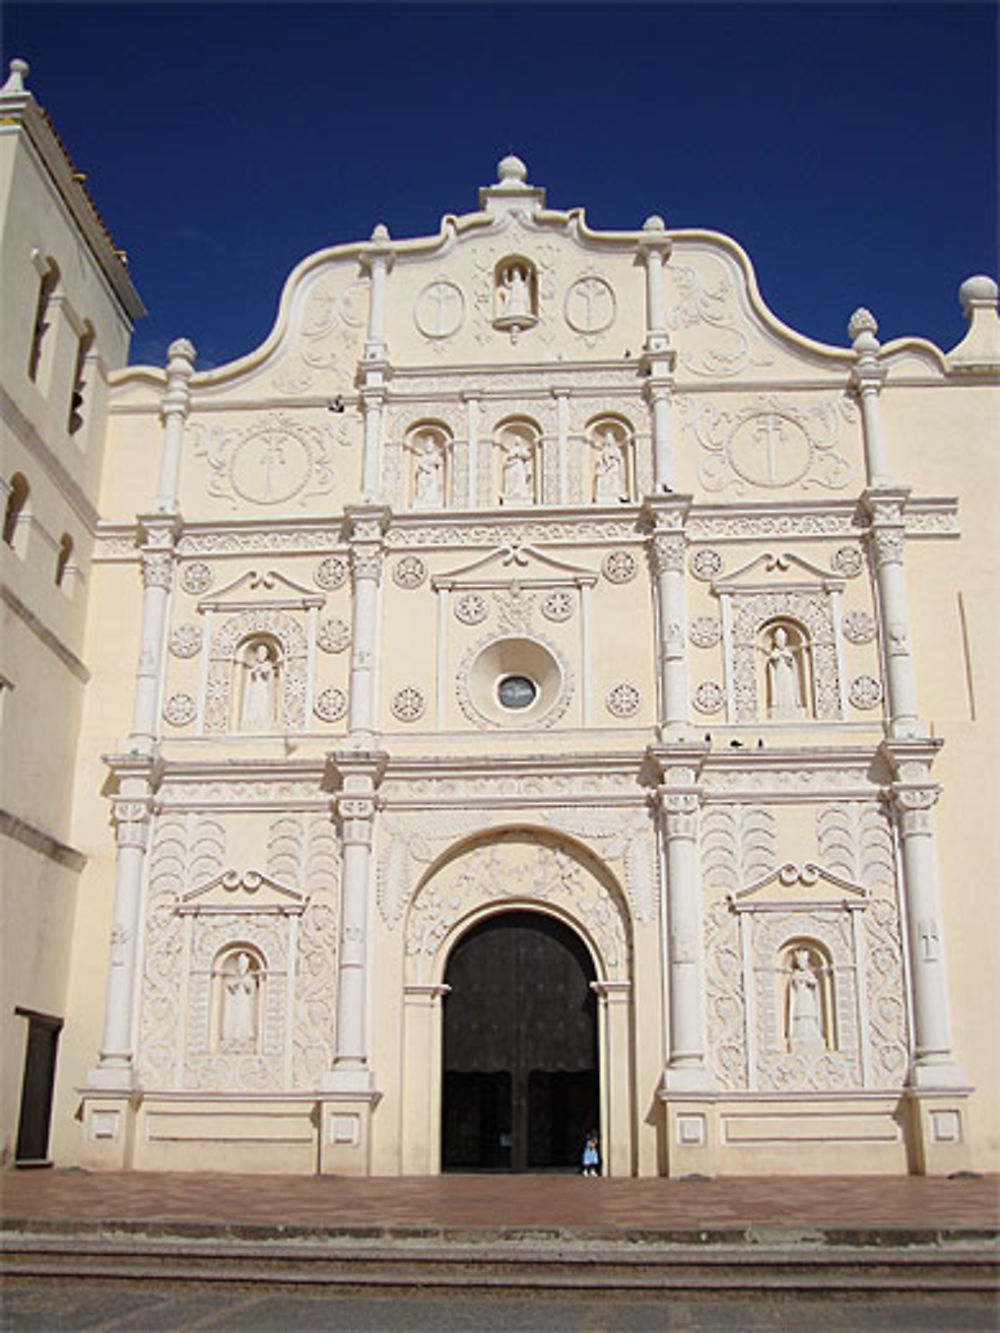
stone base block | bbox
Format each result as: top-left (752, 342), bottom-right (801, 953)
top-left (132, 1098), bottom-right (318, 1174)
top-left (905, 1089), bottom-right (973, 1176)
top-left (317, 1096), bottom-right (377, 1175)
top-left (77, 1093), bottom-right (139, 1170)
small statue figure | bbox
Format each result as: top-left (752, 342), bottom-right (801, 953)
top-left (413, 433), bottom-right (444, 509)
top-left (593, 430), bottom-right (627, 503)
top-left (501, 434), bottom-right (534, 504)
top-left (499, 264), bottom-right (532, 320)
top-left (222, 952), bottom-right (258, 1048)
top-left (764, 625), bottom-right (805, 717)
top-left (787, 948), bottom-right (824, 1052)
top-left (241, 642), bottom-right (277, 731)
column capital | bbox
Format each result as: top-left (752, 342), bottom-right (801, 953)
top-left (649, 531), bottom-right (686, 577)
top-left (640, 494), bottom-right (692, 531)
top-left (344, 504), bottom-right (391, 543)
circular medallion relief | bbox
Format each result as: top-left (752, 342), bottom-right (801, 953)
top-left (455, 592), bottom-right (489, 625)
top-left (317, 618), bottom-right (350, 653)
top-left (392, 686), bottom-right (426, 722)
top-left (689, 616), bottom-right (722, 649)
top-left (314, 555), bottom-right (349, 590)
top-left (169, 623), bottom-right (203, 658)
top-left (690, 549), bottom-right (724, 582)
top-left (314, 686), bottom-right (348, 723)
top-left (833, 545), bottom-right (864, 578)
top-left (541, 590), bottom-right (574, 623)
top-left (181, 561), bottom-right (214, 595)
top-left (842, 610), bottom-right (877, 645)
top-left (849, 675), bottom-right (884, 710)
top-left (414, 280), bottom-right (465, 340)
top-left (605, 682), bottom-right (641, 718)
top-left (693, 681), bottom-right (726, 714)
top-left (230, 429), bottom-right (311, 505)
top-left (726, 413), bottom-right (811, 488)
top-left (393, 555), bottom-right (427, 589)
top-left (163, 693), bottom-right (197, 727)
top-left (602, 550), bottom-right (638, 584)
top-left (564, 275), bottom-right (616, 335)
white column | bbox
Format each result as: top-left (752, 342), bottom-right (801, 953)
top-left (644, 497), bottom-right (691, 742)
top-left (358, 225), bottom-right (393, 504)
top-left (345, 505), bottom-right (389, 739)
top-left (153, 338), bottom-right (196, 512)
top-left (130, 535), bottom-right (176, 747)
top-left (657, 753), bottom-right (714, 1093)
top-left (865, 490), bottom-right (921, 739)
top-left (638, 215), bottom-right (676, 492)
top-left (325, 751), bottom-right (387, 1093)
top-left (849, 310), bottom-right (891, 488)
top-left (87, 758), bottom-right (158, 1088)
top-left (886, 743), bottom-right (967, 1089)
top-left (464, 394), bottom-right (479, 507)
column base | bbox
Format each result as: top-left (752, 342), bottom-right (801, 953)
top-left (661, 1064), bottom-right (716, 1095)
top-left (84, 1061), bottom-right (139, 1093)
top-left (905, 1087), bottom-right (974, 1175)
top-left (317, 1093), bottom-right (380, 1176)
top-left (907, 1058), bottom-right (970, 1091)
top-left (319, 1064), bottom-right (375, 1095)
top-left (76, 1091), bottom-right (138, 1170)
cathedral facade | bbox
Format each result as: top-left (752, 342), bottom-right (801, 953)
top-left (2, 60), bottom-right (998, 1178)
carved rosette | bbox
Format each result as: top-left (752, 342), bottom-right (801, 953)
top-left (842, 610), bottom-right (877, 644)
top-left (391, 686), bottom-right (426, 723)
top-left (605, 682), bottom-right (641, 719)
top-left (316, 618), bottom-right (350, 653)
top-left (690, 548), bottom-right (724, 582)
top-left (314, 686), bottom-right (348, 723)
top-left (689, 616), bottom-right (722, 649)
top-left (848, 675), bottom-right (884, 710)
top-left (541, 589), bottom-right (574, 623)
top-left (314, 555), bottom-right (349, 590)
top-left (169, 623), bottom-right (203, 658)
top-left (180, 561), bottom-right (214, 594)
top-left (832, 545), bottom-right (864, 578)
top-left (163, 692), bottom-right (197, 727)
top-left (693, 681), bottom-right (725, 714)
top-left (602, 549), bottom-right (638, 584)
top-left (393, 555), bottom-right (427, 589)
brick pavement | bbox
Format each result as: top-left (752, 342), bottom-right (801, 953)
top-left (2, 1170), bottom-right (997, 1233)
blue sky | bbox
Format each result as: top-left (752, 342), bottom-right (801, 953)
top-left (5, 2), bottom-right (997, 369)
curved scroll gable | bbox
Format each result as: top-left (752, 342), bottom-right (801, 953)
top-left (404, 826), bottom-right (631, 987)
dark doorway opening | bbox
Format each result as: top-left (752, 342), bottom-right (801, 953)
top-left (441, 911), bottom-right (598, 1172)
top-left (14, 1007), bottom-right (63, 1166)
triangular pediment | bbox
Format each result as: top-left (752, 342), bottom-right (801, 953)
top-left (178, 868), bottom-right (308, 914)
top-left (729, 860), bottom-right (869, 911)
top-left (715, 551), bottom-right (845, 592)
top-left (198, 569), bottom-right (325, 612)
top-left (433, 542), bottom-right (597, 589)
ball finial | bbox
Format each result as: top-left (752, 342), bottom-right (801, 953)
top-left (370, 222), bottom-right (391, 244)
top-left (2, 59), bottom-right (29, 94)
top-left (497, 154), bottom-right (528, 185)
top-left (959, 274), bottom-right (998, 313)
top-left (643, 214), bottom-right (667, 232)
top-left (848, 307), bottom-right (879, 344)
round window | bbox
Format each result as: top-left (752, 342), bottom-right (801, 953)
top-left (497, 675), bottom-right (537, 710)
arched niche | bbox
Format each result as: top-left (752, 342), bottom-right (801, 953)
top-left (587, 415), bottom-right (635, 504)
top-left (213, 944), bottom-right (266, 1054)
top-left (493, 255), bottom-right (538, 331)
top-left (404, 826), bottom-right (629, 988)
top-left (406, 420), bottom-right (452, 510)
top-left (234, 632), bottom-right (284, 732)
top-left (205, 608), bottom-right (308, 734)
top-left (759, 616), bottom-right (813, 720)
top-left (779, 937), bottom-right (836, 1053)
top-left (495, 416), bottom-right (541, 506)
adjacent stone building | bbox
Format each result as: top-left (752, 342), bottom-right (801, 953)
top-left (2, 59), bottom-right (997, 1177)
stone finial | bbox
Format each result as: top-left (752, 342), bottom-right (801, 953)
top-left (497, 154), bottom-right (528, 187)
top-left (643, 214), bottom-right (667, 232)
top-left (370, 222), bottom-right (391, 244)
top-left (1, 59), bottom-right (29, 95)
top-left (959, 274), bottom-right (998, 316)
top-left (848, 308), bottom-right (879, 344)
top-left (166, 338), bottom-right (196, 370)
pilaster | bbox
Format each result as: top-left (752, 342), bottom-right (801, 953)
top-left (863, 488), bottom-right (922, 739)
top-left (642, 495), bottom-right (693, 741)
top-left (344, 504), bottom-right (390, 740)
top-left (637, 215), bottom-right (677, 491)
top-left (849, 309), bottom-right (890, 488)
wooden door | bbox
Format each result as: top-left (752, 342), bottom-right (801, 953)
top-left (15, 1008), bottom-right (63, 1164)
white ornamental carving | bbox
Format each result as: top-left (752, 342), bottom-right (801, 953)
top-left (690, 548), bottom-right (724, 581)
top-left (314, 686), bottom-right (348, 723)
top-left (205, 609), bottom-right (309, 734)
top-left (191, 413), bottom-right (339, 508)
top-left (693, 681), bottom-right (725, 714)
top-left (731, 591), bottom-right (842, 721)
top-left (393, 555), bottom-right (427, 589)
top-left (832, 545), bottom-right (864, 578)
top-left (816, 803), bottom-right (895, 887)
top-left (169, 623), bottom-right (203, 658)
top-left (700, 806), bottom-right (776, 890)
top-left (605, 682), bottom-right (641, 718)
top-left (163, 693), bottom-right (197, 726)
top-left (541, 589), bottom-right (574, 623)
top-left (181, 561), bottom-right (214, 594)
top-left (316, 618), bottom-right (350, 653)
top-left (667, 259), bottom-right (773, 379)
top-left (414, 279), bottom-right (465, 342)
top-left (842, 610), bottom-right (877, 644)
top-left (602, 549), bottom-right (638, 584)
top-left (454, 592), bottom-right (489, 625)
top-left (685, 394), bottom-right (853, 494)
top-left (391, 687), bottom-right (426, 723)
top-left (314, 555), bottom-right (349, 590)
top-left (565, 273), bottom-right (616, 342)
top-left (849, 675), bottom-right (884, 710)
top-left (689, 616), bottom-right (722, 648)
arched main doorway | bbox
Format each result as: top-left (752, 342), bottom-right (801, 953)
top-left (441, 911), bottom-right (598, 1172)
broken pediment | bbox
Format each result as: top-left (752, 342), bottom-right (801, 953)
top-left (432, 541), bottom-right (598, 590)
top-left (197, 569), bottom-right (325, 613)
top-left (714, 551), bottom-right (846, 594)
top-left (178, 868), bottom-right (308, 916)
top-left (728, 861), bottom-right (870, 913)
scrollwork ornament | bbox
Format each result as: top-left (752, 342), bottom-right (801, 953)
top-left (163, 692), bottom-right (197, 727)
top-left (541, 589), bottom-right (574, 623)
top-left (693, 680), bottom-right (725, 714)
top-left (180, 561), bottom-right (213, 594)
top-left (391, 686), bottom-right (426, 723)
top-left (169, 623), bottom-right (203, 658)
top-left (605, 682), bottom-right (641, 718)
top-left (314, 555), bottom-right (349, 590)
top-left (690, 548), bottom-right (724, 582)
top-left (832, 545), bottom-right (864, 578)
top-left (316, 618), bottom-right (350, 653)
top-left (314, 686), bottom-right (348, 723)
top-left (393, 555), bottom-right (427, 589)
top-left (848, 674), bottom-right (883, 710)
top-left (842, 610), bottom-right (877, 644)
top-left (689, 616), bottom-right (722, 648)
top-left (602, 549), bottom-right (638, 584)
top-left (142, 552), bottom-right (175, 591)
top-left (454, 592), bottom-right (489, 625)
top-left (651, 534), bottom-right (685, 576)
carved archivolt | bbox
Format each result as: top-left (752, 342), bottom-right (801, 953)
top-left (404, 828), bottom-right (629, 985)
top-left (205, 608), bottom-right (308, 733)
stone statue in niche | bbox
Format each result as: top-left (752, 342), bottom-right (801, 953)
top-left (500, 264), bottom-right (532, 319)
top-left (240, 640), bottom-right (279, 731)
top-left (787, 948), bottom-right (825, 1052)
top-left (501, 434), bottom-right (535, 504)
top-left (761, 624), bottom-right (807, 719)
top-left (221, 952), bottom-right (259, 1050)
top-left (413, 433), bottom-right (445, 509)
top-left (593, 429), bottom-right (628, 503)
